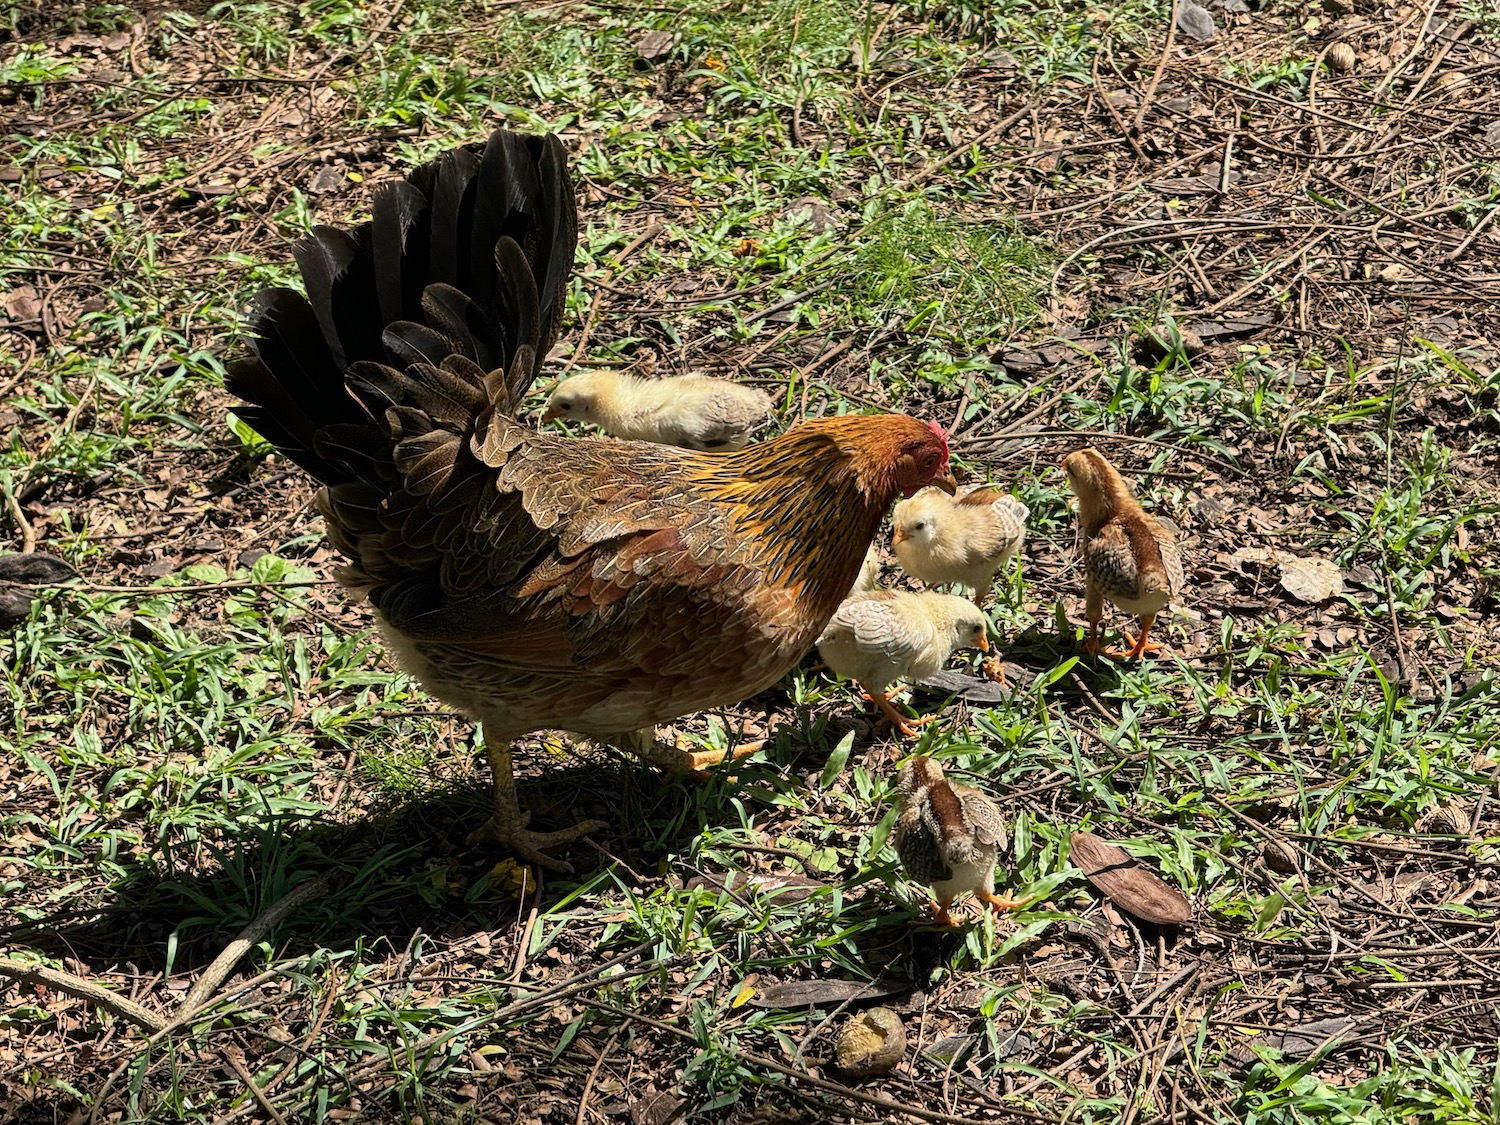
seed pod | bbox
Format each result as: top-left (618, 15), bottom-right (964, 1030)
top-left (1326, 43), bottom-right (1356, 72)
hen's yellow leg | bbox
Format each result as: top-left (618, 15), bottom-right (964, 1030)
top-left (466, 739), bottom-right (607, 873)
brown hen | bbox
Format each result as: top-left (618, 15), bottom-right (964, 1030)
top-left (227, 130), bottom-right (956, 870)
top-left (1061, 448), bottom-right (1185, 660)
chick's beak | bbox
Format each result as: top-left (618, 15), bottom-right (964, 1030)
top-left (977, 634), bottom-right (990, 653)
top-left (892, 527), bottom-right (909, 545)
top-left (934, 472), bottom-right (958, 495)
top-left (540, 405), bottom-right (560, 423)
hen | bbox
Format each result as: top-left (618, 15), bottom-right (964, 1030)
top-left (226, 129), bottom-right (956, 869)
top-left (891, 484), bottom-right (1029, 606)
top-left (894, 756), bottom-right (1028, 924)
top-left (542, 370), bottom-right (773, 451)
top-left (816, 590), bottom-right (987, 737)
top-left (1061, 448), bottom-right (1185, 660)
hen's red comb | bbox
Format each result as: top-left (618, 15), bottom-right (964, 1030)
top-left (927, 420), bottom-right (950, 454)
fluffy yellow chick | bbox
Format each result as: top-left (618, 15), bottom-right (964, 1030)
top-left (541, 370), bottom-right (773, 451)
top-left (891, 485), bottom-right (1029, 606)
top-left (815, 590), bottom-right (989, 737)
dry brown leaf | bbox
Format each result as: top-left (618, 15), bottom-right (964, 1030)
top-left (1071, 831), bottom-right (1193, 926)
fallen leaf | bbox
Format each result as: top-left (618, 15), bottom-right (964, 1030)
top-left (1279, 557), bottom-right (1344, 602)
top-left (1071, 831), bottom-right (1193, 926)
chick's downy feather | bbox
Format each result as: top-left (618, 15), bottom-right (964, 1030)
top-left (891, 484), bottom-right (1029, 602)
top-left (816, 590), bottom-right (987, 694)
top-left (894, 756), bottom-right (1024, 923)
top-left (543, 370), bottom-right (773, 451)
top-left (1062, 448), bottom-right (1185, 658)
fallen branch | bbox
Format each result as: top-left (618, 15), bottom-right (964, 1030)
top-left (0, 958), bottom-right (166, 1033)
top-left (177, 872), bottom-right (336, 1020)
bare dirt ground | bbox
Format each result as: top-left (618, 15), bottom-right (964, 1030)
top-left (2, 0), bottom-right (1500, 1121)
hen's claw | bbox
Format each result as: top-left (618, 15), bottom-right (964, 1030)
top-left (466, 809), bottom-right (607, 873)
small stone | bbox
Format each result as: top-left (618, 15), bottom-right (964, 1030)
top-left (1175, 1), bottom-right (1216, 41)
top-left (834, 1008), bottom-right (906, 1078)
top-left (1261, 838), bottom-right (1299, 875)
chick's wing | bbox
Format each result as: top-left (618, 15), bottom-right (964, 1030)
top-left (829, 594), bottom-right (928, 667)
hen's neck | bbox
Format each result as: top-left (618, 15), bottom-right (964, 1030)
top-left (691, 437), bottom-right (889, 612)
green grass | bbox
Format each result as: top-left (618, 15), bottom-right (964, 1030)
top-left (2, 0), bottom-right (1499, 1120)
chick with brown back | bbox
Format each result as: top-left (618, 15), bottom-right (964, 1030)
top-left (227, 129), bottom-right (957, 871)
top-left (894, 756), bottom-right (1029, 925)
top-left (1061, 448), bottom-right (1185, 660)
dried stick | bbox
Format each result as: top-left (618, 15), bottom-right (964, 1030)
top-left (0, 959), bottom-right (166, 1033)
top-left (177, 872), bottom-right (335, 1020)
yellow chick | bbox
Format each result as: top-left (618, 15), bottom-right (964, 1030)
top-left (891, 484), bottom-right (1029, 606)
top-left (850, 544), bottom-right (882, 598)
top-left (541, 370), bottom-right (773, 451)
top-left (816, 590), bottom-right (989, 737)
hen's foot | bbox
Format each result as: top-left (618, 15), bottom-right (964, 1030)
top-left (466, 809), bottom-right (607, 873)
top-left (634, 737), bottom-right (766, 775)
top-left (979, 891), bottom-right (1033, 914)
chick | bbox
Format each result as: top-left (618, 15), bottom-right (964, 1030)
top-left (541, 370), bottom-right (773, 451)
top-left (816, 590), bottom-right (989, 737)
top-left (894, 755), bottom-right (1029, 925)
top-left (850, 544), bottom-right (882, 597)
top-left (891, 484), bottom-right (1029, 606)
top-left (1061, 447), bottom-right (1185, 660)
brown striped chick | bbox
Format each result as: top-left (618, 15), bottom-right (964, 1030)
top-left (816, 591), bottom-right (988, 737)
top-left (542, 370), bottom-right (773, 451)
top-left (1061, 448), bottom-right (1186, 660)
top-left (894, 756), bottom-right (1029, 925)
top-left (891, 485), bottom-right (1029, 606)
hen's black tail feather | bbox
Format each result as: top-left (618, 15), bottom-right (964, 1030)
top-left (226, 130), bottom-right (576, 489)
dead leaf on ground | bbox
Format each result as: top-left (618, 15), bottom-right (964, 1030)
top-left (1071, 831), bottom-right (1193, 926)
top-left (1279, 557), bottom-right (1345, 603)
top-left (747, 979), bottom-right (910, 1010)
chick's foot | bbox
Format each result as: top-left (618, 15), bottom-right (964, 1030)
top-left (979, 891), bottom-right (1033, 914)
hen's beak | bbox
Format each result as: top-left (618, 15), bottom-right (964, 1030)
top-left (934, 472), bottom-right (958, 495)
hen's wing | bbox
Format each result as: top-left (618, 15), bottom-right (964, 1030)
top-left (344, 403), bottom-right (762, 679)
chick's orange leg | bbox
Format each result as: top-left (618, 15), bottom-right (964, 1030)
top-left (930, 896), bottom-right (959, 927)
top-left (466, 739), bottom-right (607, 873)
top-left (860, 683), bottom-right (933, 739)
top-left (1103, 615), bottom-right (1167, 660)
top-left (979, 891), bottom-right (1033, 914)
